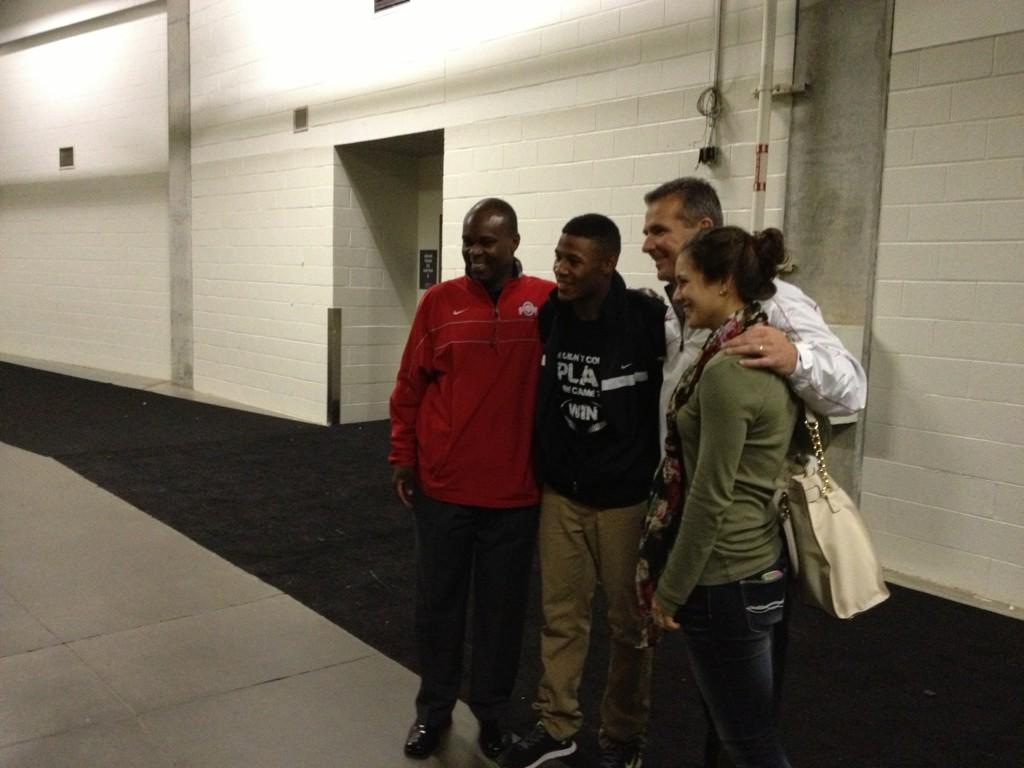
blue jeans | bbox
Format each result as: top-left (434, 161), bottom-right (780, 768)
top-left (677, 560), bottom-right (792, 768)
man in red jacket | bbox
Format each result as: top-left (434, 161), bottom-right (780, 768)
top-left (389, 198), bottom-right (553, 761)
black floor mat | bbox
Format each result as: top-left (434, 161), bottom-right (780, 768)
top-left (2, 361), bottom-right (1022, 767)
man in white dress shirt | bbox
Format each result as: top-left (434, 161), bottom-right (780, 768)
top-left (641, 177), bottom-right (866, 450)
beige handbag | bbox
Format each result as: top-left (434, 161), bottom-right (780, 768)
top-left (777, 411), bottom-right (890, 619)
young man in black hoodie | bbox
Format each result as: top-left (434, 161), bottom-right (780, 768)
top-left (502, 214), bottom-right (665, 768)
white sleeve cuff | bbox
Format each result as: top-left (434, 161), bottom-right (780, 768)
top-left (789, 341), bottom-right (814, 380)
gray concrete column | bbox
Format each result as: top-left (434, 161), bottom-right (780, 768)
top-left (783, 0), bottom-right (895, 498)
top-left (168, 0), bottom-right (192, 386)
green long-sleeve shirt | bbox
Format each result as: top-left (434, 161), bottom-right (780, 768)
top-left (655, 353), bottom-right (797, 615)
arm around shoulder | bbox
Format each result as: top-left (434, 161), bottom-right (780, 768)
top-left (769, 281), bottom-right (867, 416)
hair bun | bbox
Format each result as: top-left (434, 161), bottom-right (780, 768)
top-left (687, 225), bottom-right (784, 302)
top-left (753, 228), bottom-right (786, 268)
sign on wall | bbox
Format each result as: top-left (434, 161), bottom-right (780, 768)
top-left (418, 249), bottom-right (439, 289)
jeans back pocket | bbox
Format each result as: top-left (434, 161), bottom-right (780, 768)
top-left (739, 565), bottom-right (787, 631)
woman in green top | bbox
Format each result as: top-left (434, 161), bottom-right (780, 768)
top-left (636, 226), bottom-right (797, 767)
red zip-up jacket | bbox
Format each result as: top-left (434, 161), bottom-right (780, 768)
top-left (389, 273), bottom-right (555, 508)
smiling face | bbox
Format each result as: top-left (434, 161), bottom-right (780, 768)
top-left (461, 207), bottom-right (519, 293)
top-left (643, 196), bottom-right (714, 283)
top-left (672, 249), bottom-right (735, 330)
top-left (553, 233), bottom-right (615, 318)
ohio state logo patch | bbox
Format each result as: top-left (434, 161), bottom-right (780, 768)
top-left (518, 301), bottom-right (538, 317)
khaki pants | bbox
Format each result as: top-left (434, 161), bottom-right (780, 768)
top-left (534, 486), bottom-right (652, 746)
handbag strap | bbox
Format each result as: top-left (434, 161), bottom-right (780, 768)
top-left (803, 410), bottom-right (834, 496)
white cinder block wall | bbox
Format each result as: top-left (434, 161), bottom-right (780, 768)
top-left (190, 147), bottom-right (336, 423)
top-left (189, 0), bottom-right (797, 424)
top-left (864, 0), bottom-right (1024, 606)
top-left (0, 7), bottom-right (170, 377)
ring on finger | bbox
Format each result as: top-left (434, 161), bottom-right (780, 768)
top-left (758, 344), bottom-right (765, 354)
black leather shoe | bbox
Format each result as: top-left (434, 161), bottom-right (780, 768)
top-left (478, 719), bottom-right (506, 758)
top-left (404, 720), bottom-right (450, 759)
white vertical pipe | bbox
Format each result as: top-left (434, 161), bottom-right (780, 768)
top-left (751, 0), bottom-right (778, 232)
top-left (710, 0), bottom-right (723, 86)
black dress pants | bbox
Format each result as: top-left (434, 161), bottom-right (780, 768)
top-left (413, 494), bottom-right (539, 726)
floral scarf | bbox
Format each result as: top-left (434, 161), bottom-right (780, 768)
top-left (635, 303), bottom-right (768, 647)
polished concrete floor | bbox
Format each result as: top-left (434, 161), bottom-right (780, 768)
top-left (0, 441), bottom-right (497, 767)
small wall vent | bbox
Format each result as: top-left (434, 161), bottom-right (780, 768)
top-left (59, 146), bottom-right (74, 169)
top-left (293, 106), bottom-right (308, 133)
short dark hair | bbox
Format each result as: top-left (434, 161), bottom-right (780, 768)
top-left (685, 226), bottom-right (786, 302)
top-left (561, 213), bottom-right (621, 258)
top-left (466, 197), bottom-right (518, 235)
top-left (644, 177), bottom-right (723, 227)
